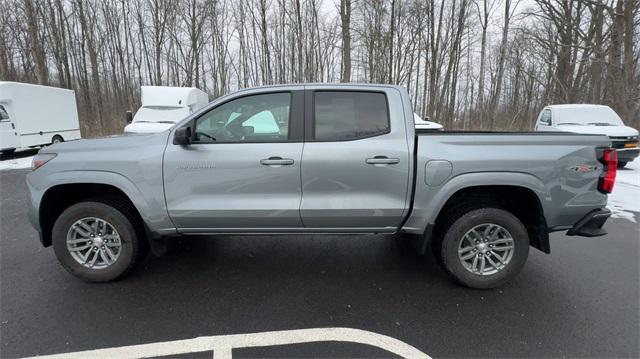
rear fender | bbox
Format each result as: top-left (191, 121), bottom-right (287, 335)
top-left (402, 171), bottom-right (553, 235)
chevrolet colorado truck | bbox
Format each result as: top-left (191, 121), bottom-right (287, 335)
top-left (26, 84), bottom-right (617, 288)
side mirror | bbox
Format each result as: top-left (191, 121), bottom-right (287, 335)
top-left (173, 127), bottom-right (191, 145)
top-left (125, 111), bottom-right (133, 124)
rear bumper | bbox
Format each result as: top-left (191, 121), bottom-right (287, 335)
top-left (566, 208), bottom-right (611, 237)
top-left (616, 148), bottom-right (639, 162)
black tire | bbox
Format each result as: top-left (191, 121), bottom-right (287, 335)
top-left (51, 135), bottom-right (64, 144)
top-left (435, 207), bottom-right (529, 289)
top-left (52, 199), bottom-right (145, 282)
top-left (617, 161), bottom-right (627, 169)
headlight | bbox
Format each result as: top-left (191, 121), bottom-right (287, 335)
top-left (32, 153), bottom-right (57, 170)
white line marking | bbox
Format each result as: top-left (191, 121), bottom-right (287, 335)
top-left (23, 327), bottom-right (430, 359)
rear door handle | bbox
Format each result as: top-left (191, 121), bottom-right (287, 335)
top-left (366, 156), bottom-right (400, 165)
top-left (260, 156), bottom-right (294, 166)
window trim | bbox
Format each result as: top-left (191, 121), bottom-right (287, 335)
top-left (186, 90), bottom-right (304, 144)
top-left (304, 89), bottom-right (391, 142)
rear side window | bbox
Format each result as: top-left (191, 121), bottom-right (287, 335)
top-left (0, 105), bottom-right (9, 120)
top-left (313, 91), bottom-right (389, 141)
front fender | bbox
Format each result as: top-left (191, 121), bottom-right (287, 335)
top-left (27, 170), bottom-right (176, 236)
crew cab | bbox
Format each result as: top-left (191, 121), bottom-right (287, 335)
top-left (534, 104), bottom-right (639, 168)
top-left (26, 84), bottom-right (616, 288)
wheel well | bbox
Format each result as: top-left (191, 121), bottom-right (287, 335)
top-left (433, 185), bottom-right (550, 253)
top-left (39, 183), bottom-right (143, 247)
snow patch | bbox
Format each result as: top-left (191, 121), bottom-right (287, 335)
top-left (0, 155), bottom-right (33, 170)
top-left (608, 161), bottom-right (640, 222)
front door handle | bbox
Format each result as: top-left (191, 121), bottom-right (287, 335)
top-left (260, 156), bottom-right (294, 166)
top-left (366, 156), bottom-right (400, 165)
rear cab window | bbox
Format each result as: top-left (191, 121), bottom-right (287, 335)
top-left (313, 91), bottom-right (390, 141)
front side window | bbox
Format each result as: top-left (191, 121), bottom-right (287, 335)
top-left (194, 92), bottom-right (290, 143)
top-left (313, 91), bottom-right (390, 141)
top-left (540, 109), bottom-right (552, 125)
top-left (0, 105), bottom-right (9, 120)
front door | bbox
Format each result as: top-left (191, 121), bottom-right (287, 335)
top-left (163, 90), bottom-right (305, 232)
top-left (300, 89), bottom-right (411, 231)
top-left (0, 105), bottom-right (19, 151)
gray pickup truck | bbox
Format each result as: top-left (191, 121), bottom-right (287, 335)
top-left (26, 84), bottom-right (617, 288)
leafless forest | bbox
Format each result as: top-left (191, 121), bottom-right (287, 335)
top-left (0, 0), bottom-right (638, 136)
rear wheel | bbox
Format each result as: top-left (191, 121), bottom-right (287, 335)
top-left (51, 135), bottom-right (64, 144)
top-left (434, 207), bottom-right (529, 289)
top-left (52, 199), bottom-right (146, 282)
top-left (617, 161), bottom-right (628, 169)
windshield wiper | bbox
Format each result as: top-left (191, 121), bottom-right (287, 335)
top-left (557, 122), bottom-right (583, 125)
top-left (587, 122), bottom-right (613, 126)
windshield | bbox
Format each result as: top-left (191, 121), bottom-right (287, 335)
top-left (133, 106), bottom-right (190, 124)
top-left (555, 106), bottom-right (624, 126)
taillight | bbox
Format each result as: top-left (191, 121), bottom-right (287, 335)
top-left (32, 153), bottom-right (57, 170)
top-left (598, 149), bottom-right (617, 193)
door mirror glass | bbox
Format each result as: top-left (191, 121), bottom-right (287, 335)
top-left (173, 126), bottom-right (192, 145)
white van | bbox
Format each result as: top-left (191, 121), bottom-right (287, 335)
top-left (124, 86), bottom-right (209, 134)
top-left (0, 82), bottom-right (81, 155)
top-left (534, 104), bottom-right (639, 168)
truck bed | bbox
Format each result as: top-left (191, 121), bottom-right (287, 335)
top-left (402, 131), bottom-right (611, 238)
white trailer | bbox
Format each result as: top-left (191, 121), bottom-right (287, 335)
top-left (0, 82), bottom-right (81, 155)
top-left (124, 86), bottom-right (209, 134)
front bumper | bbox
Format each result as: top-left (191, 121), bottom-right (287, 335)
top-left (616, 148), bottom-right (639, 162)
top-left (566, 208), bottom-right (611, 237)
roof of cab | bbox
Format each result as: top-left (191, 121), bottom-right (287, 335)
top-left (545, 104), bottom-right (611, 109)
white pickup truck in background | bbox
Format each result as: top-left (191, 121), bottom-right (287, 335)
top-left (0, 82), bottom-right (81, 156)
top-left (534, 104), bottom-right (639, 168)
top-left (124, 86), bottom-right (209, 134)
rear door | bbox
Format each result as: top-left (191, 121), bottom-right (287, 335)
top-left (299, 87), bottom-right (411, 231)
top-left (0, 105), bottom-right (19, 151)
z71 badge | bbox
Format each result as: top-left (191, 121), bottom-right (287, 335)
top-left (570, 164), bottom-right (598, 173)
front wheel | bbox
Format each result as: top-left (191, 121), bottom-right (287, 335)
top-left (435, 207), bottom-right (529, 289)
top-left (52, 199), bottom-right (145, 282)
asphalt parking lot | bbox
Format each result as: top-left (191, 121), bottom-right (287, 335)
top-left (1, 167), bottom-right (638, 358)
